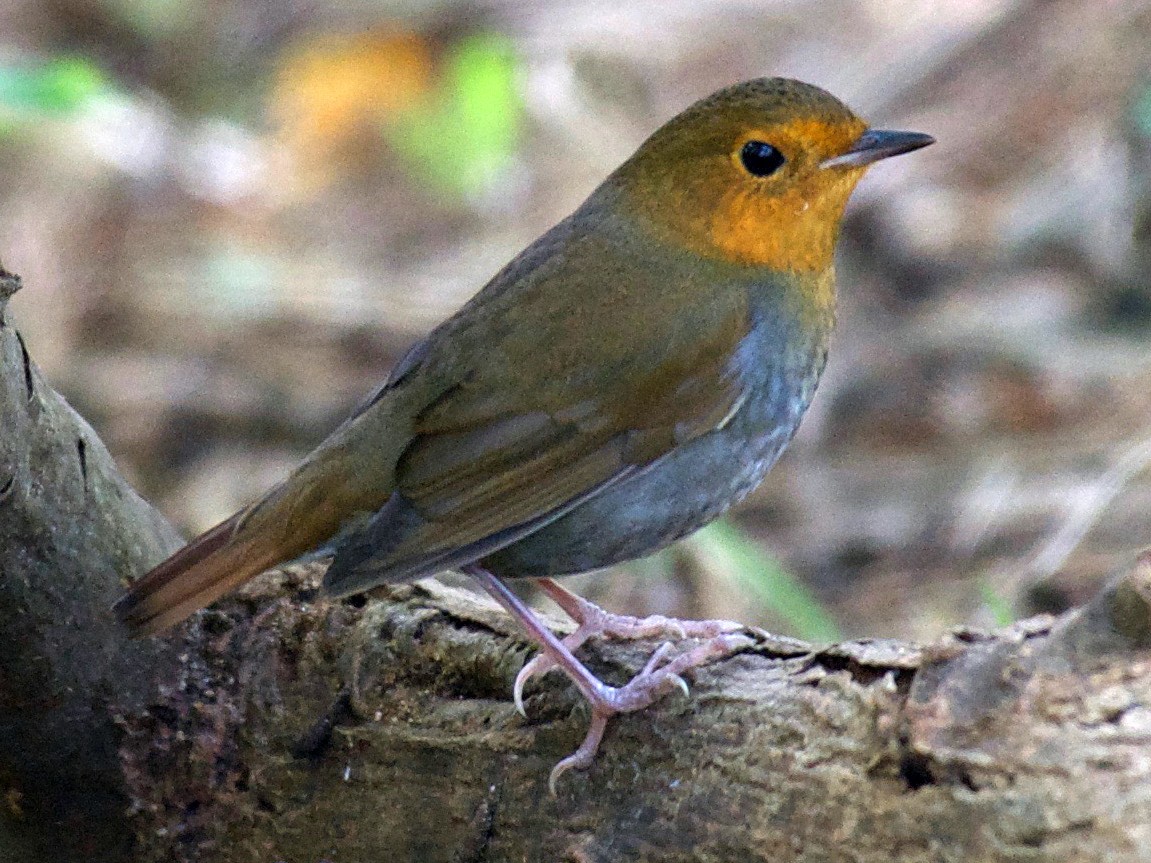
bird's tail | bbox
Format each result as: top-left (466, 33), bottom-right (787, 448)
top-left (113, 509), bottom-right (289, 637)
top-left (114, 404), bottom-right (401, 636)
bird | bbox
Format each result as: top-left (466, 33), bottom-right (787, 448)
top-left (114, 77), bottom-right (932, 790)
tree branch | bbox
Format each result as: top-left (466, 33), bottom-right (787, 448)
top-left (4, 265), bottom-right (1151, 862)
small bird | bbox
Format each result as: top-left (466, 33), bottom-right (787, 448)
top-left (115, 78), bottom-right (932, 789)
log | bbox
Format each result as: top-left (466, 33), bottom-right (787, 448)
top-left (4, 264), bottom-right (1151, 862)
top-left (0, 264), bottom-right (183, 862)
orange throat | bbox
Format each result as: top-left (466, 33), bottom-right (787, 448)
top-left (707, 173), bottom-right (856, 274)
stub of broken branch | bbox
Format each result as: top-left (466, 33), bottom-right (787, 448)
top-left (0, 264), bottom-right (21, 317)
top-left (0, 264), bottom-right (183, 863)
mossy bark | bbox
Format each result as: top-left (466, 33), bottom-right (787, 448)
top-left (0, 265), bottom-right (183, 862)
top-left (5, 265), bottom-right (1151, 862)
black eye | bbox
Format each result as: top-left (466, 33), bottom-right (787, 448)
top-left (739, 141), bottom-right (786, 177)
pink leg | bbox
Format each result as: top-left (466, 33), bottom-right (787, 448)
top-left (516, 578), bottom-right (742, 712)
top-left (536, 577), bottom-right (741, 640)
top-left (464, 566), bottom-right (750, 792)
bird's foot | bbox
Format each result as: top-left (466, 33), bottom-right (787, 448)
top-left (464, 567), bottom-right (751, 793)
top-left (546, 631), bottom-right (750, 793)
top-left (513, 578), bottom-right (743, 715)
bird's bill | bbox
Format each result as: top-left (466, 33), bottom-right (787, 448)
top-left (820, 129), bottom-right (935, 169)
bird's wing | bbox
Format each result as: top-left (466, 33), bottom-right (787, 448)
top-left (323, 300), bottom-right (750, 593)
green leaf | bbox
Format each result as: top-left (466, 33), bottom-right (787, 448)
top-left (386, 32), bottom-right (522, 199)
top-left (685, 520), bottom-right (842, 642)
top-left (978, 579), bottom-right (1016, 628)
top-left (0, 57), bottom-right (109, 115)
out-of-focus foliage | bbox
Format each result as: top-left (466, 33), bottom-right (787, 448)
top-left (0, 56), bottom-right (110, 120)
top-left (685, 521), bottom-right (842, 642)
top-left (271, 29), bottom-right (521, 200)
top-left (271, 29), bottom-right (434, 191)
top-left (979, 580), bottom-right (1017, 629)
top-left (3, 0), bottom-right (1151, 641)
top-left (387, 33), bottom-right (522, 199)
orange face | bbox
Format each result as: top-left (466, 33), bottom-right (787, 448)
top-left (709, 116), bottom-right (869, 272)
top-left (611, 79), bottom-right (880, 279)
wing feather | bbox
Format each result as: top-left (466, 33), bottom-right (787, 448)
top-left (329, 300), bottom-right (752, 584)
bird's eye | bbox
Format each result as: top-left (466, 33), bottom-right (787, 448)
top-left (739, 141), bottom-right (786, 177)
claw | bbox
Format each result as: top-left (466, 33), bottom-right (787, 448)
top-left (511, 627), bottom-right (589, 718)
top-left (549, 711), bottom-right (608, 796)
top-left (468, 568), bottom-right (753, 791)
top-left (547, 757), bottom-right (573, 797)
top-left (640, 641), bottom-right (675, 676)
top-left (513, 674), bottom-right (529, 718)
top-left (546, 659), bottom-right (693, 795)
top-left (540, 630), bottom-right (749, 792)
top-left (513, 653), bottom-right (554, 717)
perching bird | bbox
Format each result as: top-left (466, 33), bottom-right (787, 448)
top-left (115, 77), bottom-right (932, 789)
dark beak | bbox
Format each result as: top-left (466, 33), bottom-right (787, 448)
top-left (820, 129), bottom-right (934, 169)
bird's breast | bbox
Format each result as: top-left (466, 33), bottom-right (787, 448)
top-left (481, 271), bottom-right (835, 578)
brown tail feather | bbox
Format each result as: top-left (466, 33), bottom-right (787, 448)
top-left (114, 511), bottom-right (282, 636)
top-left (114, 404), bottom-right (402, 636)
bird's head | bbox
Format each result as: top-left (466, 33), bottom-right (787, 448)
top-left (610, 77), bottom-right (933, 275)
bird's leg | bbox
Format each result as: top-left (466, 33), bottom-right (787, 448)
top-left (537, 577), bottom-right (742, 640)
top-left (515, 577), bottom-right (742, 708)
top-left (464, 566), bottom-right (751, 792)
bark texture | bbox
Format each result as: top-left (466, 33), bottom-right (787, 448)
top-left (5, 266), bottom-right (1151, 862)
top-left (0, 265), bottom-right (183, 862)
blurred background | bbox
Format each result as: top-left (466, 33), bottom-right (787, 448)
top-left (3, 0), bottom-right (1151, 642)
